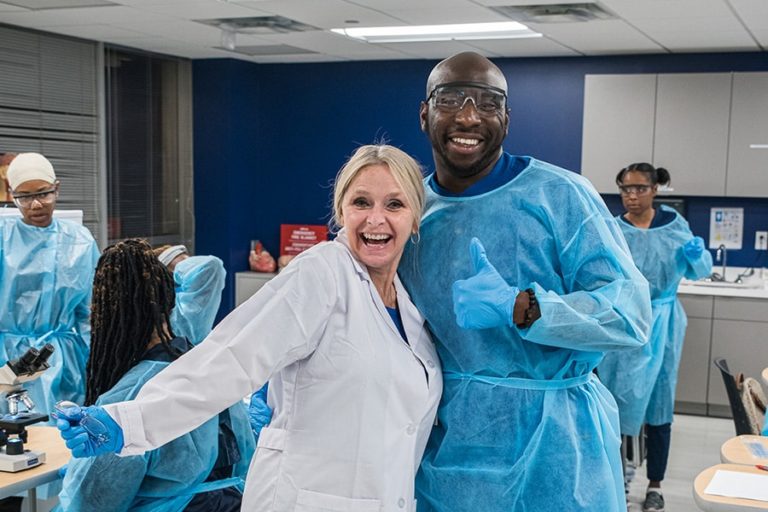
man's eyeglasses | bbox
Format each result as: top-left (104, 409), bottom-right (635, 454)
top-left (618, 185), bottom-right (653, 196)
top-left (427, 82), bottom-right (507, 116)
top-left (12, 188), bottom-right (58, 208)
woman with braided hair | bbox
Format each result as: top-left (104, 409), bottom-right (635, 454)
top-left (56, 239), bottom-right (254, 512)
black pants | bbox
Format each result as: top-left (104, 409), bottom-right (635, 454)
top-left (646, 423), bottom-right (672, 482)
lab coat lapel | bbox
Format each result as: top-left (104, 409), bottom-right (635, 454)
top-left (335, 228), bottom-right (419, 344)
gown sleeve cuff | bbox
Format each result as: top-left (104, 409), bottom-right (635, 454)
top-left (104, 402), bottom-right (148, 457)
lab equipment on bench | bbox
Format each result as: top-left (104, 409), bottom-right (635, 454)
top-left (0, 344), bottom-right (55, 472)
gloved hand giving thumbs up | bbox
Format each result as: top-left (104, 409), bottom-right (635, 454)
top-left (452, 238), bottom-right (519, 329)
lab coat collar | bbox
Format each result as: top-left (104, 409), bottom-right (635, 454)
top-left (335, 228), bottom-right (426, 352)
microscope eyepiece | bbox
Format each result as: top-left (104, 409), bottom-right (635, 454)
top-left (8, 344), bottom-right (55, 375)
top-left (30, 344), bottom-right (54, 369)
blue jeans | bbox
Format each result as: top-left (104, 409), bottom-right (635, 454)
top-left (646, 423), bottom-right (671, 482)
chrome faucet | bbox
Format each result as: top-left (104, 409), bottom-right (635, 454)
top-left (712, 244), bottom-right (727, 281)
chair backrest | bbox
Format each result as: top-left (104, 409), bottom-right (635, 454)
top-left (713, 358), bottom-right (755, 436)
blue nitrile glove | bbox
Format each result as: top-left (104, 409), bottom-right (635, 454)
top-left (683, 236), bottom-right (705, 261)
top-left (249, 384), bottom-right (272, 442)
top-left (452, 238), bottom-right (520, 329)
top-left (54, 403), bottom-right (124, 458)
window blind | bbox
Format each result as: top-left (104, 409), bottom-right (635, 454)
top-left (0, 24), bottom-right (100, 238)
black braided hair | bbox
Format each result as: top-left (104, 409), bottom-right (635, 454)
top-left (85, 238), bottom-right (180, 405)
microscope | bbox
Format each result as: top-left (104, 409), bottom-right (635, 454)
top-left (0, 344), bottom-right (55, 472)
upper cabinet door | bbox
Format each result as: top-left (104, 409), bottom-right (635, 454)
top-left (726, 72), bottom-right (768, 197)
top-left (581, 74), bottom-right (656, 193)
top-left (653, 73), bottom-right (732, 196)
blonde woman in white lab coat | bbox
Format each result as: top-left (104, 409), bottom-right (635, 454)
top-left (56, 144), bottom-right (443, 512)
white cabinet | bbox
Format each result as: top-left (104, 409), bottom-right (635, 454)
top-left (726, 72), bottom-right (768, 197)
top-left (707, 296), bottom-right (768, 417)
top-left (582, 72), bottom-right (768, 197)
top-left (235, 271), bottom-right (276, 307)
top-left (676, 296), bottom-right (713, 415)
top-left (653, 73), bottom-right (732, 196)
top-left (581, 74), bottom-right (656, 193)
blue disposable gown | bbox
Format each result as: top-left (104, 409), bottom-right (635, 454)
top-left (0, 217), bottom-right (99, 417)
top-left (57, 348), bottom-right (255, 512)
top-left (171, 255), bottom-right (226, 345)
top-left (599, 207), bottom-right (712, 433)
top-left (399, 155), bottom-right (651, 512)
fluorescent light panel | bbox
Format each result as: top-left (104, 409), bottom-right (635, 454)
top-left (331, 22), bottom-right (541, 43)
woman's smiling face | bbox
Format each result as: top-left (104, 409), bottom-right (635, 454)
top-left (340, 163), bottom-right (415, 279)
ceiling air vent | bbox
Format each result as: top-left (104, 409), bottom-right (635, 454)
top-left (219, 45), bottom-right (319, 57)
top-left (196, 15), bottom-right (319, 34)
top-left (490, 3), bottom-right (616, 23)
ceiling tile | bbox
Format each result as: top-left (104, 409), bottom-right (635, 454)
top-left (601, 0), bottom-right (734, 19)
top-left (40, 23), bottom-right (150, 39)
top-left (0, 1), bottom-right (29, 10)
top-left (752, 29), bottom-right (768, 47)
top-left (368, 40), bottom-right (475, 59)
top-left (729, 0), bottom-right (768, 30)
top-left (473, 0), bottom-right (579, 6)
top-left (528, 19), bottom-right (664, 55)
top-left (137, 0), bottom-right (270, 19)
top-left (236, 0), bottom-right (403, 29)
top-left (470, 36), bottom-right (580, 57)
top-left (653, 29), bottom-right (760, 51)
top-left (0, 5), bottom-right (177, 26)
top-left (384, 5), bottom-right (510, 24)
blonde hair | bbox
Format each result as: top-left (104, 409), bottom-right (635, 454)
top-left (332, 145), bottom-right (425, 234)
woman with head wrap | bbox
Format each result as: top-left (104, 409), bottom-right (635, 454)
top-left (0, 152), bottom-right (99, 417)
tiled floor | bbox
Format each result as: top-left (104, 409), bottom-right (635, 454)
top-left (626, 413), bottom-right (736, 511)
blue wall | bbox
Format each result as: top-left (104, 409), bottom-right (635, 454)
top-left (193, 52), bottom-right (768, 316)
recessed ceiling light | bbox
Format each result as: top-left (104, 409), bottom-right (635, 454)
top-left (330, 22), bottom-right (541, 43)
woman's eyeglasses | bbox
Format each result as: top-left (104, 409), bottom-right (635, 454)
top-left (618, 185), bottom-right (652, 196)
top-left (12, 188), bottom-right (57, 208)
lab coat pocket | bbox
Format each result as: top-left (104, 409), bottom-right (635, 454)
top-left (248, 427), bottom-right (288, 508)
top-left (295, 489), bottom-right (381, 512)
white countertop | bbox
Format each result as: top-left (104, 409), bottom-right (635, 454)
top-left (678, 267), bottom-right (768, 299)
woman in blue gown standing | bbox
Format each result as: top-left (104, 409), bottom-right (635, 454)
top-left (599, 163), bottom-right (712, 512)
top-left (0, 153), bottom-right (99, 416)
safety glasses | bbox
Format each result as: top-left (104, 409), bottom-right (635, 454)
top-left (618, 185), bottom-right (653, 196)
top-left (427, 81), bottom-right (507, 116)
top-left (12, 187), bottom-right (58, 208)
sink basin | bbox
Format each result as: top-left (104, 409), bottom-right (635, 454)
top-left (682, 279), bottom-right (765, 289)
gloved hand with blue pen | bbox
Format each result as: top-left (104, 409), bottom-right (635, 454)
top-left (452, 238), bottom-right (519, 329)
top-left (249, 383), bottom-right (273, 443)
top-left (53, 401), bottom-right (124, 458)
top-left (683, 236), bottom-right (705, 261)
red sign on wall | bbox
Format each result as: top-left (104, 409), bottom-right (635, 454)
top-left (280, 224), bottom-right (328, 257)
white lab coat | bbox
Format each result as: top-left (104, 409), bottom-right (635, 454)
top-left (105, 229), bottom-right (443, 512)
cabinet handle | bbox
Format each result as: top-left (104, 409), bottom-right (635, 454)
top-left (749, 144), bottom-right (768, 149)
